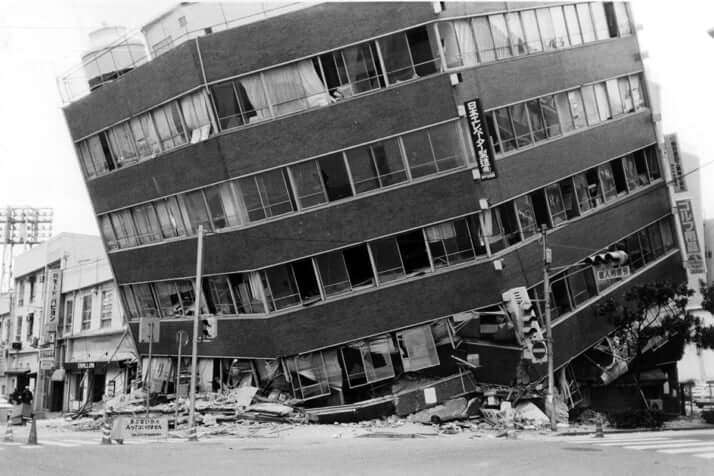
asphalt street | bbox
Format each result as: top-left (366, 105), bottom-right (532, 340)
top-left (2, 429), bottom-right (714, 475)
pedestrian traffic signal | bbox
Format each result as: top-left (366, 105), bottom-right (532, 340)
top-left (201, 316), bottom-right (217, 340)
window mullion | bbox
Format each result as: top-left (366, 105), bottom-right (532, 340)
top-left (373, 41), bottom-right (390, 87)
top-left (342, 152), bottom-right (358, 196)
top-left (366, 243), bottom-right (381, 286)
top-left (421, 228), bottom-right (436, 272)
top-left (433, 23), bottom-right (447, 71)
top-left (478, 212), bottom-right (493, 257)
top-left (396, 137), bottom-right (413, 182)
top-left (311, 258), bottom-right (327, 301)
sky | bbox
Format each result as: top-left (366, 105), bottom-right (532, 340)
top-left (0, 0), bottom-right (713, 240)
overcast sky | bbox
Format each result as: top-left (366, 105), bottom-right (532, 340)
top-left (0, 0), bottom-right (712, 239)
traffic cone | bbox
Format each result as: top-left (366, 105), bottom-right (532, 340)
top-left (3, 418), bottom-right (13, 442)
top-left (101, 411), bottom-right (112, 445)
top-left (26, 416), bottom-right (37, 445)
top-left (594, 417), bottom-right (604, 438)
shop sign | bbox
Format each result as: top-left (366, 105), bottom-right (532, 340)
top-left (464, 98), bottom-right (496, 180)
top-left (115, 416), bottom-right (168, 438)
top-left (77, 362), bottom-right (95, 369)
top-left (595, 265), bottom-right (631, 282)
top-left (676, 199), bottom-right (706, 275)
top-left (43, 269), bottom-right (62, 332)
top-left (40, 360), bottom-right (54, 370)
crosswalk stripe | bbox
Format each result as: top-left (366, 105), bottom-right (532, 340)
top-left (659, 445), bottom-right (714, 454)
top-left (573, 436), bottom-right (673, 444)
top-left (594, 438), bottom-right (674, 446)
top-left (623, 440), bottom-right (703, 450)
top-left (39, 441), bottom-right (79, 447)
top-left (693, 453), bottom-right (714, 459)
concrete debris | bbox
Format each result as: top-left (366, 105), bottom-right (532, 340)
top-left (514, 402), bottom-right (549, 426)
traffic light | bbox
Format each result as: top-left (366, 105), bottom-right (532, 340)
top-left (583, 250), bottom-right (628, 266)
top-left (502, 287), bottom-right (547, 364)
top-left (200, 316), bottom-right (217, 340)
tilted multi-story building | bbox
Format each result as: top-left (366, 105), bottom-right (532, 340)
top-left (60, 2), bottom-right (685, 414)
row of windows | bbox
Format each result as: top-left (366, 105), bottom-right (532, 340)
top-left (439, 2), bottom-right (631, 68)
top-left (60, 288), bottom-right (115, 335)
top-left (99, 120), bottom-right (472, 250)
top-left (486, 73), bottom-right (646, 155)
top-left (76, 90), bottom-right (215, 179)
top-left (474, 215), bottom-right (677, 345)
top-left (75, 2), bottom-right (632, 181)
top-left (119, 144), bottom-right (662, 320)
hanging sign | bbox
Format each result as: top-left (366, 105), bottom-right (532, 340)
top-left (464, 98), bottom-right (496, 180)
top-left (675, 200), bottom-right (705, 275)
top-left (44, 269), bottom-right (62, 332)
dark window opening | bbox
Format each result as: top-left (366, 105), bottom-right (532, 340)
top-left (530, 190), bottom-right (551, 229)
top-left (396, 230), bottom-right (430, 275)
top-left (318, 154), bottom-right (353, 201)
top-left (498, 203), bottom-right (521, 246)
top-left (406, 26), bottom-right (438, 77)
top-left (99, 133), bottom-right (116, 171)
top-left (611, 158), bottom-right (629, 195)
top-left (344, 245), bottom-right (375, 289)
top-left (292, 259), bottom-right (321, 303)
top-left (603, 2), bottom-right (619, 38)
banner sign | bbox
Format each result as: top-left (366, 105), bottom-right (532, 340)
top-left (114, 416), bottom-right (168, 439)
top-left (675, 199), bottom-right (706, 274)
top-left (464, 98), bottom-right (496, 180)
top-left (44, 269), bottom-right (62, 333)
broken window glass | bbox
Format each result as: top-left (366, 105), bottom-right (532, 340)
top-left (287, 352), bottom-right (331, 400)
top-left (291, 160), bottom-right (327, 209)
top-left (133, 283), bottom-right (159, 317)
top-left (397, 230), bottom-right (430, 275)
top-left (567, 266), bottom-right (598, 306)
top-left (514, 195), bottom-right (538, 239)
top-left (610, 158), bottom-right (629, 195)
top-left (425, 219), bottom-right (475, 269)
top-left (545, 183), bottom-right (567, 225)
top-left (371, 238), bottom-right (404, 283)
top-left (203, 276), bottom-right (235, 315)
top-left (341, 336), bottom-right (395, 388)
top-left (549, 272), bottom-right (573, 319)
top-left (180, 190), bottom-right (212, 233)
top-left (264, 265), bottom-right (301, 310)
top-left (598, 163), bottom-right (617, 202)
top-left (539, 95), bottom-right (561, 137)
top-left (228, 272), bottom-right (265, 313)
top-left (318, 154), bottom-right (353, 201)
top-left (396, 325), bottom-right (440, 372)
top-left (154, 281), bottom-right (181, 318)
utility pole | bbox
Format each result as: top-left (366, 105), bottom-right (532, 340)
top-left (188, 225), bottom-right (204, 441)
top-left (541, 226), bottom-right (556, 432)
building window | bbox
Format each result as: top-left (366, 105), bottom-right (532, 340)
top-left (16, 280), bottom-right (24, 307)
top-left (28, 276), bottom-right (36, 302)
top-left (237, 169), bottom-right (295, 222)
top-left (15, 315), bottom-right (22, 342)
top-left (130, 114), bottom-right (162, 159)
top-left (402, 123), bottom-right (464, 178)
top-left (263, 259), bottom-right (321, 311)
top-left (132, 203), bottom-right (163, 244)
top-left (152, 102), bottom-right (187, 150)
top-left (154, 196), bottom-right (188, 239)
top-left (598, 162), bottom-right (618, 202)
top-left (514, 195), bottom-right (539, 239)
top-left (154, 281), bottom-right (183, 318)
top-left (111, 209), bottom-right (139, 248)
top-left (346, 138), bottom-right (407, 193)
top-left (180, 90), bottom-right (215, 141)
top-left (203, 182), bottom-right (244, 229)
top-left (371, 230), bottom-right (430, 284)
top-left (81, 294), bottom-right (92, 330)
top-left (25, 313), bottom-right (34, 340)
top-left (317, 42), bottom-right (383, 99)
top-left (120, 287), bottom-right (139, 321)
top-left (286, 351), bottom-right (332, 400)
top-left (106, 122), bottom-right (139, 166)
top-left (315, 245), bottom-right (375, 297)
top-left (99, 215), bottom-right (119, 251)
top-left (203, 276), bottom-right (235, 315)
top-left (378, 26), bottom-right (438, 83)
top-left (340, 336), bottom-right (395, 388)
top-left (100, 290), bottom-right (113, 328)
top-left (228, 272), bottom-right (266, 314)
top-left (133, 284), bottom-right (159, 318)
top-left (396, 325), bottom-right (439, 372)
top-left (64, 299), bottom-right (74, 333)
top-left (425, 218), bottom-right (479, 269)
top-left (180, 190), bottom-right (213, 233)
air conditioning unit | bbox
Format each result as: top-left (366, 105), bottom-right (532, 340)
top-left (11, 342), bottom-right (21, 350)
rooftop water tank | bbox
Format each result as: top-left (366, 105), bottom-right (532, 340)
top-left (81, 26), bottom-right (146, 91)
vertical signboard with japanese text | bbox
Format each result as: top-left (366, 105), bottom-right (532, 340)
top-left (464, 98), bottom-right (496, 180)
top-left (676, 199), bottom-right (706, 275)
top-left (43, 269), bottom-right (62, 334)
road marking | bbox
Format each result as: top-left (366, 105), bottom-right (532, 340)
top-left (659, 445), bottom-right (714, 454)
top-left (61, 439), bottom-right (101, 445)
top-left (39, 440), bottom-right (79, 447)
top-left (593, 438), bottom-right (674, 446)
top-left (574, 436), bottom-right (673, 444)
top-left (0, 441), bottom-right (22, 446)
top-left (19, 445), bottom-right (43, 449)
top-left (693, 453), bottom-right (714, 459)
top-left (623, 440), bottom-right (703, 450)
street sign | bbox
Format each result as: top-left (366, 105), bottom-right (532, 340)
top-left (139, 317), bottom-right (160, 343)
top-left (113, 416), bottom-right (168, 439)
top-left (39, 360), bottom-right (54, 370)
top-left (595, 265), bottom-right (631, 282)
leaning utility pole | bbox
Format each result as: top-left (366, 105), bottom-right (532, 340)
top-left (541, 226), bottom-right (556, 432)
top-left (187, 225), bottom-right (204, 441)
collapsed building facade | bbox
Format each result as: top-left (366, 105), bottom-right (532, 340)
top-left (60, 2), bottom-right (687, 417)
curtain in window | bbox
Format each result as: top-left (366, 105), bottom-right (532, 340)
top-left (238, 75), bottom-right (270, 122)
top-left (425, 222), bottom-right (456, 242)
top-left (180, 90), bottom-right (214, 140)
top-left (263, 60), bottom-right (312, 116)
top-left (298, 60), bottom-right (330, 108)
top-left (130, 115), bottom-right (162, 158)
top-left (107, 123), bottom-right (138, 165)
top-left (453, 20), bottom-right (478, 66)
top-left (218, 182), bottom-right (247, 226)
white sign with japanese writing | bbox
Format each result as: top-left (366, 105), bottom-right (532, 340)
top-left (115, 416), bottom-right (168, 438)
top-left (676, 199), bottom-right (706, 275)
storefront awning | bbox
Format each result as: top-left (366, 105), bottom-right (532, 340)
top-left (51, 368), bottom-right (66, 382)
top-left (4, 369), bottom-right (30, 375)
